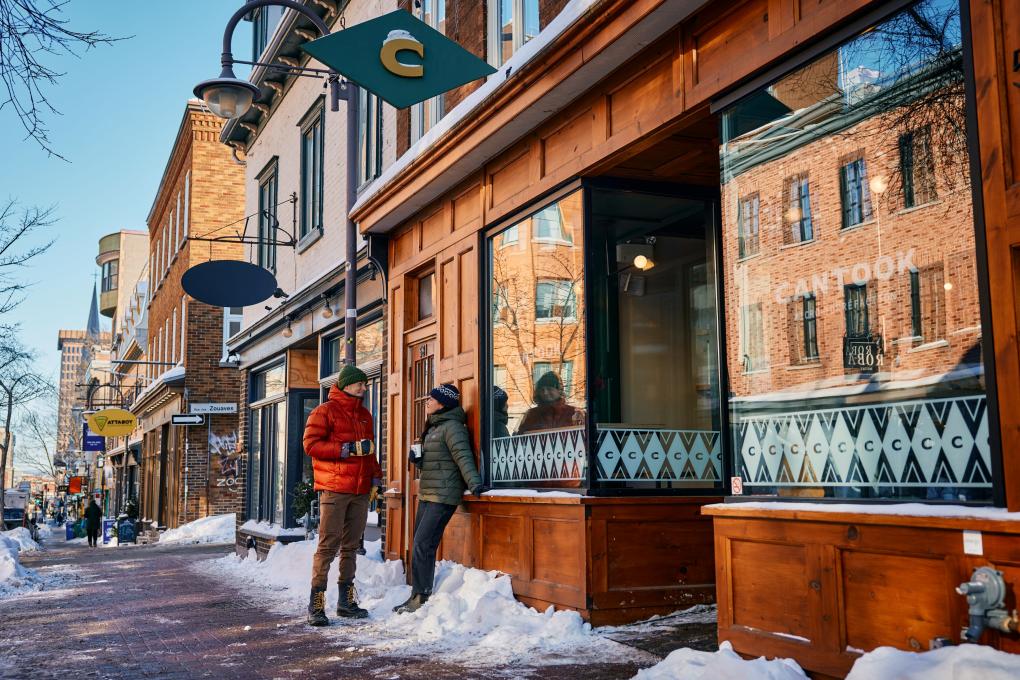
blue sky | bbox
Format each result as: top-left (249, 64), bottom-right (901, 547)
top-left (1, 2), bottom-right (253, 384)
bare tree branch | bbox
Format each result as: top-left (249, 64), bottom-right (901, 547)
top-left (0, 0), bottom-right (126, 159)
top-left (0, 199), bottom-right (56, 316)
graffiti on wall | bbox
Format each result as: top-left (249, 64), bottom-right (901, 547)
top-left (210, 431), bottom-right (241, 492)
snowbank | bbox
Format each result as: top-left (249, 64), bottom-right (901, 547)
top-left (633, 641), bottom-right (808, 680)
top-left (0, 534), bottom-right (42, 599)
top-left (847, 644), bottom-right (1020, 679)
top-left (195, 538), bottom-right (647, 667)
top-left (3, 528), bottom-right (40, 552)
top-left (238, 519), bottom-right (305, 539)
top-left (160, 513), bottom-right (235, 545)
top-left (36, 523), bottom-right (52, 541)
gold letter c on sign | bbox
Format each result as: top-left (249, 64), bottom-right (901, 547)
top-left (381, 30), bottom-right (424, 78)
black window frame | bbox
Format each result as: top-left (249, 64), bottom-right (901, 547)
top-left (256, 159), bottom-right (279, 272)
top-left (844, 283), bottom-right (870, 339)
top-left (839, 157), bottom-right (873, 229)
top-left (299, 101), bottom-right (325, 240)
top-left (737, 193), bottom-right (760, 258)
top-left (802, 294), bottom-right (819, 361)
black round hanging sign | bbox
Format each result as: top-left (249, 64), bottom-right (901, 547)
top-left (182, 260), bottom-right (278, 307)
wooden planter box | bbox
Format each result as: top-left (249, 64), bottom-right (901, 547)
top-left (423, 494), bottom-right (721, 626)
top-left (704, 503), bottom-right (1020, 678)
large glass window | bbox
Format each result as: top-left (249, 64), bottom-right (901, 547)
top-left (720, 0), bottom-right (992, 502)
top-left (488, 191), bottom-right (587, 486)
top-left (250, 362), bottom-right (287, 524)
top-left (588, 188), bottom-right (723, 490)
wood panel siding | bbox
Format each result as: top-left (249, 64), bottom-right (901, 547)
top-left (430, 497), bottom-right (719, 624)
top-left (707, 504), bottom-right (1020, 677)
top-left (286, 349), bottom-right (318, 390)
top-left (971, 0), bottom-right (1020, 510)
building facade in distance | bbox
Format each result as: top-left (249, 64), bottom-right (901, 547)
top-left (131, 100), bottom-right (246, 532)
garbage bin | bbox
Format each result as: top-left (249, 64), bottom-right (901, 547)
top-left (65, 521), bottom-right (74, 541)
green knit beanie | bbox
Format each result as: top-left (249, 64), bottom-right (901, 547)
top-left (337, 364), bottom-right (368, 390)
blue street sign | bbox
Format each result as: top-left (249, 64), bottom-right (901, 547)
top-left (82, 423), bottom-right (105, 452)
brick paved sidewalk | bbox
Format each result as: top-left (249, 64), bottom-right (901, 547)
top-left (0, 535), bottom-right (713, 679)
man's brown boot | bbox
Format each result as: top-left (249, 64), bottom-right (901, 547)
top-left (307, 586), bottom-right (329, 626)
top-left (336, 581), bottom-right (368, 619)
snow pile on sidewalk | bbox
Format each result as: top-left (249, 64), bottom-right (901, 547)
top-left (846, 644), bottom-right (1020, 679)
top-left (0, 534), bottom-right (42, 599)
top-left (3, 528), bottom-right (40, 552)
top-left (36, 523), bottom-right (52, 541)
top-left (160, 513), bottom-right (235, 545)
top-left (195, 538), bottom-right (648, 667)
top-left (633, 641), bottom-right (808, 680)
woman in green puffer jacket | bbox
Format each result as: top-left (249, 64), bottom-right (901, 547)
top-left (394, 383), bottom-right (484, 614)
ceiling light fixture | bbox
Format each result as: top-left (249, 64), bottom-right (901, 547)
top-left (282, 317), bottom-right (293, 338)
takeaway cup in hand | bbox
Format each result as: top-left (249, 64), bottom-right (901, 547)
top-left (409, 442), bottom-right (423, 468)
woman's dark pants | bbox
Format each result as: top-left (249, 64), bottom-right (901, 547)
top-left (411, 500), bottom-right (457, 596)
top-left (86, 524), bottom-right (100, 547)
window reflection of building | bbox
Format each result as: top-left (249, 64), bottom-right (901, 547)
top-left (487, 187), bottom-right (723, 490)
top-left (720, 0), bottom-right (989, 502)
top-left (489, 191), bottom-right (587, 443)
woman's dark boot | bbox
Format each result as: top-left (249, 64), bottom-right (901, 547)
top-left (393, 592), bottom-right (429, 614)
top-left (336, 581), bottom-right (369, 618)
top-left (307, 587), bottom-right (329, 626)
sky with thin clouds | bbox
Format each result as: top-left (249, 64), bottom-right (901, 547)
top-left (1, 1), bottom-right (252, 388)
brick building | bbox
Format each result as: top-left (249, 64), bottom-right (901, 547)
top-left (219, 2), bottom-right (390, 554)
top-left (131, 101), bottom-right (246, 531)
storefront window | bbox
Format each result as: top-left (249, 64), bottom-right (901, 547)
top-left (588, 188), bottom-right (723, 490)
top-left (249, 362), bottom-right (286, 523)
top-left (720, 0), bottom-right (993, 502)
top-left (488, 191), bottom-right (587, 486)
top-left (322, 319), bottom-right (384, 377)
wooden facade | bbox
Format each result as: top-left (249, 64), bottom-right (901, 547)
top-left (354, 0), bottom-right (1020, 672)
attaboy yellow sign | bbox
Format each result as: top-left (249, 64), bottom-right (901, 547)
top-left (86, 408), bottom-right (137, 437)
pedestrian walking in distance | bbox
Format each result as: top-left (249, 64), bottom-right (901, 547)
top-left (84, 500), bottom-right (102, 548)
top-left (394, 383), bottom-right (484, 614)
top-left (303, 364), bottom-right (383, 626)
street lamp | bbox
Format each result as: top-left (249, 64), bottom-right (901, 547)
top-left (193, 73), bottom-right (261, 119)
top-left (196, 0), bottom-right (360, 363)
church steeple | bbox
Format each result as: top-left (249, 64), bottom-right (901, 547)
top-left (86, 282), bottom-right (101, 340)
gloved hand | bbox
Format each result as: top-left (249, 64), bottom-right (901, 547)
top-left (470, 484), bottom-right (487, 498)
top-left (369, 478), bottom-right (384, 504)
top-left (339, 442), bottom-right (351, 459)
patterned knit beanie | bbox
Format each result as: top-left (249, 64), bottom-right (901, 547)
top-left (430, 383), bottom-right (460, 409)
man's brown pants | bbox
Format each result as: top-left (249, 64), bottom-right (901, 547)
top-left (310, 491), bottom-right (370, 588)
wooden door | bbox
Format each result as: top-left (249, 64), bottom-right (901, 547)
top-left (403, 337), bottom-right (435, 565)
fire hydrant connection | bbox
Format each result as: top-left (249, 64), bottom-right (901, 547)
top-left (956, 566), bottom-right (1020, 642)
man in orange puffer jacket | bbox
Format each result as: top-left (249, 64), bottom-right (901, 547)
top-left (304, 364), bottom-right (382, 626)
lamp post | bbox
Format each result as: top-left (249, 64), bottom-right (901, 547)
top-left (196, 0), bottom-right (361, 364)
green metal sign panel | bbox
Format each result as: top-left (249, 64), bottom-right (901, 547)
top-left (301, 10), bottom-right (496, 110)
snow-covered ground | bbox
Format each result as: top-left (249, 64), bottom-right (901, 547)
top-left (2, 528), bottom-right (40, 552)
top-left (197, 536), bottom-right (1020, 677)
top-left (632, 641), bottom-right (1020, 679)
top-left (633, 641), bottom-right (808, 680)
top-left (160, 513), bottom-right (235, 545)
top-left (194, 538), bottom-right (654, 669)
top-left (846, 644), bottom-right (1020, 679)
